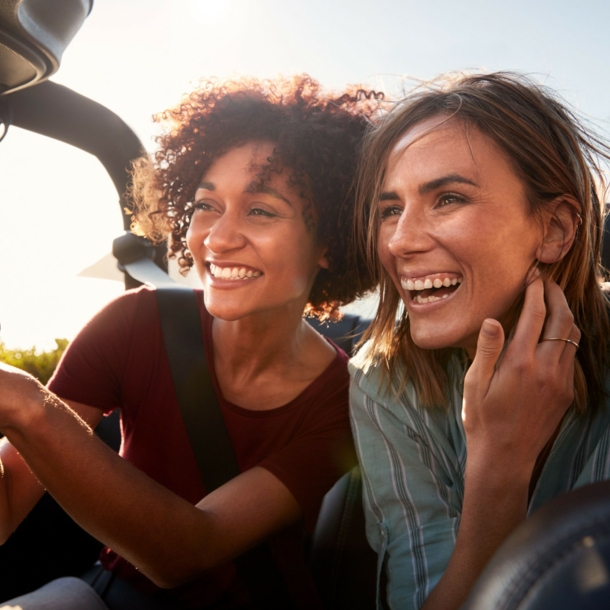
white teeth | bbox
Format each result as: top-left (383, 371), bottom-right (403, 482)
top-left (403, 275), bottom-right (463, 291)
top-left (405, 274), bottom-right (464, 304)
top-left (209, 264), bottom-right (261, 279)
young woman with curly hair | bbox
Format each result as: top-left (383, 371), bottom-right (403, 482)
top-left (350, 71), bottom-right (610, 610)
top-left (0, 75), bottom-right (379, 610)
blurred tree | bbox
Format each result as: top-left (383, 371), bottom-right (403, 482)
top-left (0, 339), bottom-right (69, 384)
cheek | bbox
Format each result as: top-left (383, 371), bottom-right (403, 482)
top-left (185, 223), bottom-right (196, 251)
top-left (185, 224), bottom-right (206, 271)
top-left (377, 225), bottom-right (398, 276)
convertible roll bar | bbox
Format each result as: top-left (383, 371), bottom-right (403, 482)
top-left (1, 80), bottom-right (169, 288)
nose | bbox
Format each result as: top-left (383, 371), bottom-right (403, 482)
top-left (203, 210), bottom-right (247, 254)
top-left (387, 204), bottom-right (434, 259)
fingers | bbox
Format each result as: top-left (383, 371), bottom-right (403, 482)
top-left (557, 323), bottom-right (581, 369)
top-left (509, 276), bottom-right (546, 354)
top-left (538, 281), bottom-right (578, 363)
top-left (467, 319), bottom-right (505, 394)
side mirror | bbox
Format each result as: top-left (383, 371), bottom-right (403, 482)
top-left (0, 0), bottom-right (93, 94)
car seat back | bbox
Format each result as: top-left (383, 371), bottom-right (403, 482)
top-left (307, 314), bottom-right (378, 610)
top-left (461, 480), bottom-right (610, 610)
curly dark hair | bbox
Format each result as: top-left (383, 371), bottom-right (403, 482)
top-left (132, 74), bottom-right (382, 318)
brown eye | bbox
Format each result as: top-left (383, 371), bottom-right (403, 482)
top-left (437, 193), bottom-right (467, 207)
top-left (249, 206), bottom-right (275, 218)
top-left (379, 205), bottom-right (402, 220)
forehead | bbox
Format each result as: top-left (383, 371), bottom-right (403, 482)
top-left (201, 141), bottom-right (276, 181)
top-left (384, 116), bottom-right (517, 187)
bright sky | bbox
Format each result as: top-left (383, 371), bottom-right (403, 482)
top-left (1, 0), bottom-right (609, 349)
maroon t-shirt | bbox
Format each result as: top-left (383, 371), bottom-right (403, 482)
top-left (48, 286), bottom-right (354, 608)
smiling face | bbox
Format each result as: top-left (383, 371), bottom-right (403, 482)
top-left (377, 116), bottom-right (544, 354)
top-left (186, 141), bottom-right (328, 321)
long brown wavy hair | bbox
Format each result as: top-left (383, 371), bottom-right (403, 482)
top-left (354, 71), bottom-right (610, 412)
top-left (132, 75), bottom-right (382, 318)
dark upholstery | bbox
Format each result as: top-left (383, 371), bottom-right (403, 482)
top-left (307, 313), bottom-right (370, 356)
top-left (307, 314), bottom-right (378, 609)
top-left (309, 466), bottom-right (378, 610)
top-left (461, 480), bottom-right (610, 610)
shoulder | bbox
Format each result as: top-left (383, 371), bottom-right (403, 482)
top-left (85, 285), bottom-right (158, 328)
top-left (348, 341), bottom-right (413, 417)
top-left (349, 344), bottom-right (465, 426)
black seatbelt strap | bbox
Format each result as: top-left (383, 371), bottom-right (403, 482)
top-left (155, 286), bottom-right (294, 609)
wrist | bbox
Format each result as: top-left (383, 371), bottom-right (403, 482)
top-left (0, 376), bottom-right (47, 434)
top-left (465, 448), bottom-right (533, 494)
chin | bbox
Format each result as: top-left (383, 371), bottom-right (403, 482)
top-left (409, 324), bottom-right (473, 352)
top-left (203, 298), bottom-right (247, 321)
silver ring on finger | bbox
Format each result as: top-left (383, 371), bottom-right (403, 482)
top-left (540, 337), bottom-right (579, 349)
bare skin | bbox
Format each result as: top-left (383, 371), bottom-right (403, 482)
top-left (0, 141), bottom-right (337, 588)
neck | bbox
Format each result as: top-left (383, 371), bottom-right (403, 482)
top-left (212, 303), bottom-right (310, 377)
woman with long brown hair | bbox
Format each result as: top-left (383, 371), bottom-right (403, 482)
top-left (351, 72), bottom-right (610, 609)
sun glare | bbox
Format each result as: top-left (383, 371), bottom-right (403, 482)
top-left (192, 0), bottom-right (232, 20)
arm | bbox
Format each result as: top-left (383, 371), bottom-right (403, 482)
top-left (0, 367), bottom-right (301, 588)
top-left (0, 380), bottom-right (103, 542)
top-left (423, 278), bottom-right (579, 609)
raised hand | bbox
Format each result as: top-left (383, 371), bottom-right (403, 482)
top-left (462, 277), bottom-right (580, 477)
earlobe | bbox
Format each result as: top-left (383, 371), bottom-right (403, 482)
top-left (316, 245), bottom-right (330, 270)
top-left (536, 197), bottom-right (581, 264)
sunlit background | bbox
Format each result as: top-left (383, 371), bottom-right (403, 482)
top-left (1, 0), bottom-right (609, 349)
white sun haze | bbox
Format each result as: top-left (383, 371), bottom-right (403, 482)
top-left (1, 0), bottom-right (609, 349)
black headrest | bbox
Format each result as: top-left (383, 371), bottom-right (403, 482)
top-left (307, 314), bottom-right (371, 357)
top-left (0, 0), bottom-right (93, 94)
top-left (461, 480), bottom-right (610, 610)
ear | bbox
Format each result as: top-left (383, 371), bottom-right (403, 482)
top-left (536, 197), bottom-right (581, 264)
top-left (317, 246), bottom-right (330, 270)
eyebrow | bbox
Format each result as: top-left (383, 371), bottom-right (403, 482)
top-left (196, 181), bottom-right (294, 207)
top-left (197, 181), bottom-right (215, 191)
top-left (418, 174), bottom-right (478, 195)
top-left (245, 182), bottom-right (293, 207)
top-left (379, 174), bottom-right (479, 201)
top-left (379, 191), bottom-right (400, 201)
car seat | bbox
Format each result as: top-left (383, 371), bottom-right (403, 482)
top-left (461, 480), bottom-right (610, 610)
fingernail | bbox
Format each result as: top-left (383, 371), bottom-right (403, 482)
top-left (481, 319), bottom-right (500, 337)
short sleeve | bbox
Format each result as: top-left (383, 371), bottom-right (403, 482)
top-left (349, 377), bottom-right (462, 610)
top-left (48, 289), bottom-right (143, 412)
top-left (258, 350), bottom-right (355, 532)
